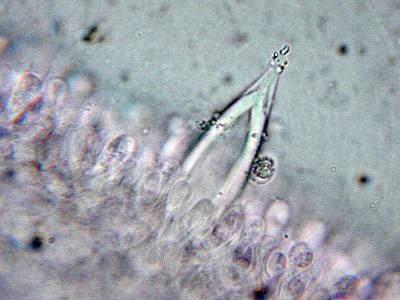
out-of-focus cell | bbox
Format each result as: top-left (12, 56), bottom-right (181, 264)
top-left (69, 108), bottom-right (107, 173)
top-left (0, 36), bottom-right (9, 54)
top-left (308, 286), bottom-right (330, 300)
top-left (371, 271), bottom-right (400, 300)
top-left (283, 275), bottom-right (306, 298)
top-left (98, 251), bottom-right (135, 280)
top-left (250, 155), bottom-right (275, 184)
top-left (166, 179), bottom-right (192, 214)
top-left (0, 125), bottom-right (10, 139)
top-left (158, 156), bottom-right (181, 181)
top-left (159, 240), bottom-right (184, 276)
top-left (44, 77), bottom-right (68, 127)
top-left (182, 198), bottom-right (214, 233)
top-left (212, 205), bottom-right (245, 244)
top-left (298, 220), bottom-right (326, 248)
top-left (135, 171), bottom-right (165, 211)
top-left (68, 72), bottom-right (95, 99)
top-left (180, 265), bottom-right (217, 298)
top-left (181, 238), bottom-right (210, 262)
top-left (141, 170), bottom-right (163, 192)
top-left (216, 264), bottom-right (246, 290)
top-left (243, 216), bottom-right (266, 242)
top-left (334, 274), bottom-right (358, 298)
top-left (8, 72), bottom-right (42, 122)
top-left (288, 242), bottom-right (313, 269)
top-left (264, 198), bottom-right (290, 238)
top-left (232, 242), bottom-right (254, 269)
top-left (91, 134), bottom-right (136, 182)
top-left (159, 114), bottom-right (190, 162)
top-left (120, 220), bottom-right (152, 249)
top-left (265, 249), bottom-right (287, 277)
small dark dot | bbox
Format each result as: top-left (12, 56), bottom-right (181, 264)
top-left (223, 73), bottom-right (233, 85)
top-left (253, 286), bottom-right (270, 300)
top-left (357, 174), bottom-right (370, 185)
top-left (232, 31), bottom-right (248, 46)
top-left (29, 236), bottom-right (43, 251)
top-left (48, 237), bottom-right (55, 244)
top-left (284, 233), bottom-right (289, 239)
top-left (359, 45), bottom-right (367, 56)
top-left (337, 43), bottom-right (349, 56)
top-left (120, 70), bottom-right (130, 82)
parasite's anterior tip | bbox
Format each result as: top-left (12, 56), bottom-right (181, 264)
top-left (270, 45), bottom-right (290, 74)
top-left (280, 45), bottom-right (290, 55)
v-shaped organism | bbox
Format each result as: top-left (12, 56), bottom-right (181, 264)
top-left (182, 45), bottom-right (290, 216)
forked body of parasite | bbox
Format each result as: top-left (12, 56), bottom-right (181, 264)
top-left (181, 45), bottom-right (290, 217)
top-left (1, 40), bottom-right (398, 299)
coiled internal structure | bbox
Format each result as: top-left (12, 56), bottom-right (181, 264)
top-left (0, 68), bottom-right (398, 299)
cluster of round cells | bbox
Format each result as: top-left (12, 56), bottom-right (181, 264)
top-left (0, 68), bottom-right (399, 299)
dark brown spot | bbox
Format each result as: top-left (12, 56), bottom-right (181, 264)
top-left (120, 70), bottom-right (130, 82)
top-left (232, 31), bottom-right (248, 46)
top-left (337, 43), bottom-right (349, 56)
top-left (357, 174), bottom-right (370, 186)
top-left (253, 286), bottom-right (270, 300)
top-left (82, 25), bottom-right (98, 43)
top-left (223, 73), bottom-right (233, 85)
top-left (29, 235), bottom-right (43, 251)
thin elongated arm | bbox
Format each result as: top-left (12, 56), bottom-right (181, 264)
top-left (181, 84), bottom-right (259, 175)
top-left (213, 74), bottom-right (279, 216)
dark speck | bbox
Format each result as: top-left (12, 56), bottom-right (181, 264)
top-left (82, 25), bottom-right (98, 42)
top-left (337, 43), bottom-right (349, 56)
top-left (29, 236), bottom-right (43, 251)
top-left (357, 174), bottom-right (370, 186)
top-left (232, 31), bottom-right (248, 46)
top-left (223, 73), bottom-right (233, 85)
top-left (359, 45), bottom-right (367, 56)
top-left (120, 70), bottom-right (130, 82)
top-left (82, 24), bottom-right (105, 44)
top-left (253, 286), bottom-right (270, 300)
top-left (159, 4), bottom-right (170, 13)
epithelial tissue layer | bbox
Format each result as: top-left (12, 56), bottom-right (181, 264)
top-left (0, 36), bottom-right (398, 299)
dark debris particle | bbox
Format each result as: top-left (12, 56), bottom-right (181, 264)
top-left (29, 236), bottom-right (43, 251)
top-left (48, 237), bottom-right (55, 244)
top-left (82, 24), bottom-right (105, 44)
top-left (337, 43), bottom-right (349, 56)
top-left (120, 70), bottom-right (130, 82)
top-left (359, 45), bottom-right (367, 56)
top-left (253, 286), bottom-right (270, 300)
top-left (223, 73), bottom-right (233, 85)
top-left (357, 174), bottom-right (371, 186)
top-left (51, 18), bottom-right (62, 36)
top-left (232, 31), bottom-right (248, 46)
top-left (1, 168), bottom-right (15, 181)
